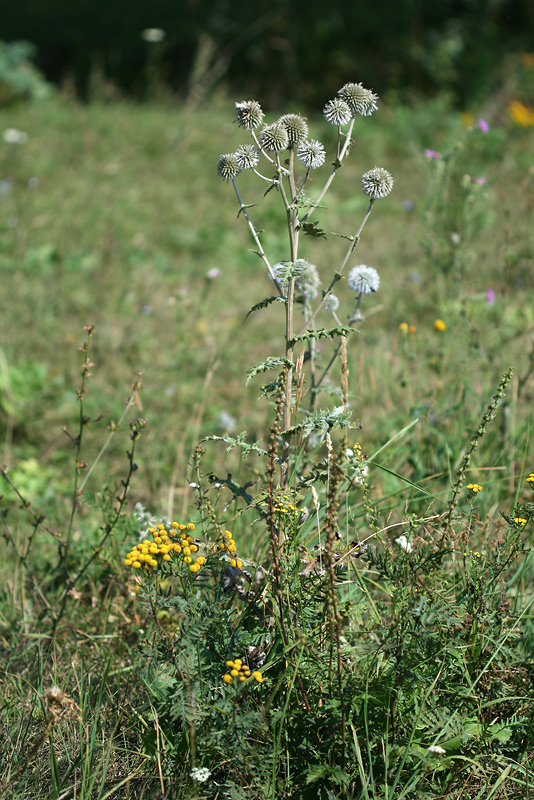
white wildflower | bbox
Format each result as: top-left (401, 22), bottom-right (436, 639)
top-left (395, 535), bottom-right (413, 553)
top-left (190, 766), bottom-right (211, 782)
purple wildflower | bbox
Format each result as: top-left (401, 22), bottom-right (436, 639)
top-left (478, 118), bottom-right (489, 133)
top-left (424, 149), bottom-right (441, 159)
top-left (486, 289), bottom-right (495, 305)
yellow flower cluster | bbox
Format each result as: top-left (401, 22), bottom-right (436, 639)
top-left (509, 100), bottom-right (534, 127)
top-left (222, 658), bottom-right (264, 684)
top-left (513, 517), bottom-right (527, 527)
top-left (526, 473), bottom-right (534, 485)
top-left (466, 483), bottom-right (483, 494)
top-left (273, 495), bottom-right (300, 517)
top-left (124, 522), bottom-right (206, 574)
top-left (219, 530), bottom-right (242, 569)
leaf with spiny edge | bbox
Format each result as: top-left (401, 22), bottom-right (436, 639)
top-left (246, 356), bottom-right (293, 386)
top-left (290, 325), bottom-right (355, 347)
top-left (244, 295), bottom-right (285, 323)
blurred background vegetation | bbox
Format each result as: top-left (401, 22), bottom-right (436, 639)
top-left (1, 0), bottom-right (534, 107)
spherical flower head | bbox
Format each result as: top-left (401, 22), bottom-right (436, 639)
top-left (338, 82), bottom-right (379, 116)
top-left (323, 293), bottom-right (339, 312)
top-left (278, 113), bottom-right (309, 145)
top-left (434, 319), bottom-right (447, 332)
top-left (323, 98), bottom-right (352, 126)
top-left (235, 144), bottom-right (260, 170)
top-left (526, 473), bottom-right (534, 485)
top-left (347, 264), bottom-right (380, 294)
top-left (361, 167), bottom-right (394, 199)
top-left (217, 153), bottom-right (241, 182)
top-left (258, 122), bottom-right (289, 153)
top-left (294, 259), bottom-right (321, 299)
top-left (235, 100), bottom-right (264, 130)
top-left (296, 139), bottom-right (326, 169)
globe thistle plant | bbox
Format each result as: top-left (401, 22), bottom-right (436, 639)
top-left (258, 122), bottom-right (289, 153)
top-left (217, 153), bottom-right (241, 182)
top-left (361, 167), bottom-right (394, 199)
top-left (294, 259), bottom-right (321, 300)
top-left (278, 113), bottom-right (309, 146)
top-left (338, 82), bottom-right (379, 116)
top-left (235, 100), bottom-right (264, 130)
top-left (217, 84), bottom-right (393, 467)
top-left (235, 144), bottom-right (260, 170)
top-left (347, 265), bottom-right (380, 294)
top-left (296, 139), bottom-right (326, 169)
top-left (323, 98), bottom-right (352, 127)
top-left (322, 293), bottom-right (340, 312)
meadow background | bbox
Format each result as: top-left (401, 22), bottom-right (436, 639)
top-left (1, 2), bottom-right (534, 798)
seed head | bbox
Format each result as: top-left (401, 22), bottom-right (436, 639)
top-left (296, 139), bottom-right (326, 169)
top-left (347, 265), bottom-right (380, 294)
top-left (235, 100), bottom-right (264, 130)
top-left (235, 144), bottom-right (260, 170)
top-left (361, 167), bottom-right (394, 199)
top-left (338, 82), bottom-right (379, 116)
top-left (323, 98), bottom-right (352, 126)
top-left (258, 122), bottom-right (289, 153)
top-left (278, 113), bottom-right (309, 145)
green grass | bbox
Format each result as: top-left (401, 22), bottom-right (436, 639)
top-left (1, 91), bottom-right (534, 799)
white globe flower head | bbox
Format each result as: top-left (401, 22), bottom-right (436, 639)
top-left (235, 144), bottom-right (260, 170)
top-left (323, 98), bottom-right (352, 127)
top-left (323, 293), bottom-right (339, 312)
top-left (361, 167), bottom-right (394, 199)
top-left (296, 139), bottom-right (326, 169)
top-left (347, 265), bottom-right (380, 294)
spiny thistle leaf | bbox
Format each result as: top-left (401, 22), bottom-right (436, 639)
top-left (244, 295), bottom-right (285, 322)
top-left (283, 406), bottom-right (352, 439)
top-left (201, 433), bottom-right (267, 457)
top-left (290, 325), bottom-right (355, 347)
top-left (246, 356), bottom-right (293, 385)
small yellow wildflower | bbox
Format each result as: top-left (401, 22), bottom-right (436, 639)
top-left (513, 517), bottom-right (527, 527)
top-left (252, 672), bottom-right (264, 683)
top-left (466, 483), bottom-right (483, 494)
top-left (526, 473), bottom-right (534, 484)
top-left (222, 674), bottom-right (233, 684)
top-left (434, 319), bottom-right (447, 332)
top-left (399, 322), bottom-right (409, 333)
